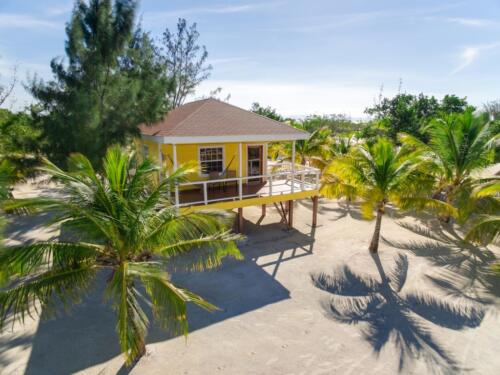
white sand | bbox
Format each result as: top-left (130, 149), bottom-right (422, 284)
top-left (1, 180), bottom-right (499, 375)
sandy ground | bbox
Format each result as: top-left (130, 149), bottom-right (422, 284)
top-left (1, 180), bottom-right (500, 375)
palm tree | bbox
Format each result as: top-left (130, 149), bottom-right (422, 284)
top-left (401, 110), bottom-right (497, 220)
top-left (0, 146), bottom-right (242, 365)
top-left (320, 137), bottom-right (453, 253)
top-left (464, 178), bottom-right (500, 245)
top-left (268, 124), bottom-right (332, 166)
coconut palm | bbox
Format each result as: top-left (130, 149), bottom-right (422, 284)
top-left (464, 178), bottom-right (500, 245)
top-left (401, 110), bottom-right (497, 220)
top-left (0, 146), bottom-right (242, 365)
top-left (320, 137), bottom-right (453, 253)
top-left (269, 124), bottom-right (332, 166)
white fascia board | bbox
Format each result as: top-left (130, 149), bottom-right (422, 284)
top-left (141, 133), bottom-right (309, 144)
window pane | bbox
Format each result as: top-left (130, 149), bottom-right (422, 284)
top-left (199, 147), bottom-right (223, 174)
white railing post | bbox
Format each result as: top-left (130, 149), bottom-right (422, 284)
top-left (315, 171), bottom-right (320, 189)
top-left (301, 171), bottom-right (305, 191)
top-left (173, 143), bottom-right (179, 207)
top-left (157, 142), bottom-right (163, 182)
top-left (238, 143), bottom-right (243, 200)
top-left (291, 141), bottom-right (296, 193)
top-left (269, 175), bottom-right (273, 196)
top-left (203, 182), bottom-right (208, 205)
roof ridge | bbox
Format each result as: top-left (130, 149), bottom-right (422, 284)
top-left (209, 98), bottom-right (309, 134)
top-left (165, 99), bottom-right (212, 136)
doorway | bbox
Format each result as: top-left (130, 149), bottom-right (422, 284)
top-left (247, 145), bottom-right (263, 183)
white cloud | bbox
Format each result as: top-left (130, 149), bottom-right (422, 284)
top-left (452, 42), bottom-right (500, 75)
top-left (143, 1), bottom-right (283, 23)
top-left (433, 17), bottom-right (500, 28)
top-left (208, 57), bottom-right (251, 65)
top-left (192, 80), bottom-right (396, 118)
top-left (45, 3), bottom-right (73, 17)
top-left (0, 14), bottom-right (60, 29)
top-left (446, 17), bottom-right (497, 28)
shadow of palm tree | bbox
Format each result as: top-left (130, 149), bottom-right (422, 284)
top-left (382, 220), bottom-right (500, 303)
top-left (311, 254), bottom-right (484, 374)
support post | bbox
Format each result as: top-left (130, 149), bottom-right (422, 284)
top-left (264, 143), bottom-right (268, 177)
top-left (173, 144), bottom-right (179, 207)
top-left (261, 204), bottom-right (266, 217)
top-left (238, 143), bottom-right (243, 200)
top-left (288, 200), bottom-right (294, 229)
top-left (203, 182), bottom-right (208, 205)
top-left (291, 141), bottom-right (296, 193)
top-left (157, 142), bottom-right (162, 181)
top-left (312, 195), bottom-right (318, 227)
top-left (237, 207), bottom-right (244, 233)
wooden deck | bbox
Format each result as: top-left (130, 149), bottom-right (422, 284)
top-left (177, 179), bottom-right (316, 206)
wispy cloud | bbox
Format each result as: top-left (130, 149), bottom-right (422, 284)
top-left (208, 57), bottom-right (252, 65)
top-left (264, 3), bottom-right (464, 33)
top-left (0, 14), bottom-right (60, 29)
top-left (426, 16), bottom-right (500, 28)
top-left (452, 42), bottom-right (500, 75)
top-left (45, 3), bottom-right (73, 17)
top-left (446, 17), bottom-right (498, 28)
top-left (143, 1), bottom-right (283, 23)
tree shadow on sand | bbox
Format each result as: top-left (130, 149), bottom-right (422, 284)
top-left (382, 220), bottom-right (500, 304)
top-left (311, 254), bottom-right (485, 374)
top-left (1, 218), bottom-right (315, 375)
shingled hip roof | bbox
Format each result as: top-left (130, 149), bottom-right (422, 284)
top-left (139, 98), bottom-right (309, 143)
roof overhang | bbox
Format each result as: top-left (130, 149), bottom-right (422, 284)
top-left (141, 133), bottom-right (309, 144)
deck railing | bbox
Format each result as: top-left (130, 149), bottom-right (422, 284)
top-left (174, 161), bottom-right (320, 207)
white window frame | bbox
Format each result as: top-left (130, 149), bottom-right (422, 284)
top-left (198, 145), bottom-right (225, 177)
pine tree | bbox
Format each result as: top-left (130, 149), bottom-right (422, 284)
top-left (30, 0), bottom-right (173, 167)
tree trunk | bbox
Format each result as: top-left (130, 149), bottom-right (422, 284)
top-left (369, 208), bottom-right (383, 253)
top-left (129, 339), bottom-right (146, 366)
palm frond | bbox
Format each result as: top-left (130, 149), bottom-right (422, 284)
top-left (0, 241), bottom-right (101, 276)
top-left (464, 215), bottom-right (500, 245)
top-left (105, 262), bottom-right (149, 365)
top-left (0, 265), bottom-right (95, 328)
top-left (393, 196), bottom-right (457, 217)
top-left (128, 262), bottom-right (217, 336)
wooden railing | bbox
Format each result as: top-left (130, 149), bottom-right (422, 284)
top-left (174, 162), bottom-right (320, 207)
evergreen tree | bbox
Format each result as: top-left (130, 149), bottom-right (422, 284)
top-left (30, 0), bottom-right (173, 167)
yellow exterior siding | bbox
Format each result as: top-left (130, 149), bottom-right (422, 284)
top-left (137, 138), bottom-right (267, 181)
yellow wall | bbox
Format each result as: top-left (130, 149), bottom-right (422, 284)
top-left (138, 138), bottom-right (268, 182)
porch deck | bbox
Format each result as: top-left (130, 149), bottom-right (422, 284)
top-left (174, 161), bottom-right (321, 208)
top-left (177, 179), bottom-right (316, 206)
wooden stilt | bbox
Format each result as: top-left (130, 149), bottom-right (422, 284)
top-left (288, 200), bottom-right (294, 229)
top-left (312, 195), bottom-right (318, 227)
top-left (261, 204), bottom-right (266, 217)
top-left (238, 207), bottom-right (244, 233)
top-left (274, 202), bottom-right (287, 224)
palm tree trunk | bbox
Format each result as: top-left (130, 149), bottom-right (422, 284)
top-left (369, 208), bottom-right (383, 253)
top-left (130, 339), bottom-right (146, 366)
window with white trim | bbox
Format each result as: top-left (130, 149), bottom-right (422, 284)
top-left (199, 147), bottom-right (224, 175)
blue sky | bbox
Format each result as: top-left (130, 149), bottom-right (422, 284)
top-left (1, 0), bottom-right (499, 117)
